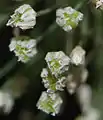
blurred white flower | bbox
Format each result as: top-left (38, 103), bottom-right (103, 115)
top-left (66, 80), bottom-right (77, 94)
top-left (75, 108), bottom-right (100, 120)
top-left (56, 6), bottom-right (83, 32)
top-left (84, 107), bottom-right (100, 120)
top-left (36, 91), bottom-right (63, 116)
top-left (0, 91), bottom-right (14, 114)
top-left (45, 51), bottom-right (70, 78)
top-left (41, 68), bottom-right (66, 92)
top-left (6, 4), bottom-right (37, 30)
top-left (66, 67), bottom-right (88, 94)
top-left (96, 0), bottom-right (103, 8)
top-left (9, 36), bottom-right (37, 63)
top-left (76, 84), bottom-right (92, 113)
top-left (70, 46), bottom-right (86, 66)
top-left (81, 68), bottom-right (88, 83)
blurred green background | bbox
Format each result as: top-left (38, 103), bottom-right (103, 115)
top-left (0, 0), bottom-right (103, 120)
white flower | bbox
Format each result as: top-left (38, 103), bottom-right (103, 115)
top-left (45, 51), bottom-right (70, 78)
top-left (56, 6), bottom-right (83, 32)
top-left (0, 91), bottom-right (14, 114)
top-left (36, 91), bottom-right (63, 116)
top-left (70, 46), bottom-right (86, 66)
top-left (9, 36), bottom-right (37, 63)
top-left (6, 4), bottom-right (37, 30)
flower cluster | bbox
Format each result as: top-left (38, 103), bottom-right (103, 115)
top-left (6, 4), bottom-right (37, 30)
top-left (36, 91), bottom-right (63, 116)
top-left (56, 6), bottom-right (83, 32)
top-left (41, 46), bottom-right (86, 93)
top-left (65, 45), bottom-right (86, 94)
top-left (41, 51), bottom-right (70, 92)
top-left (37, 51), bottom-right (70, 116)
top-left (37, 46), bottom-right (87, 115)
top-left (6, 3), bottom-right (90, 117)
top-left (9, 36), bottom-right (37, 63)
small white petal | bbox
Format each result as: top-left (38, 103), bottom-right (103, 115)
top-left (70, 46), bottom-right (86, 66)
top-left (9, 40), bottom-right (16, 51)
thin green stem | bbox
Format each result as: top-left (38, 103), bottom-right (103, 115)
top-left (75, 0), bottom-right (88, 10)
top-left (0, 57), bottom-right (17, 79)
top-left (65, 0), bottom-right (88, 55)
top-left (37, 5), bottom-right (57, 17)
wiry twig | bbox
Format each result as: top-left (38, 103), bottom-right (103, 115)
top-left (79, 8), bottom-right (89, 47)
top-left (65, 31), bottom-right (73, 55)
top-left (75, 0), bottom-right (88, 10)
top-left (37, 5), bottom-right (57, 17)
top-left (65, 0), bottom-right (88, 55)
top-left (13, 27), bottom-right (20, 37)
top-left (0, 57), bottom-right (17, 79)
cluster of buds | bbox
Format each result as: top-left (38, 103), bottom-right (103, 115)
top-left (37, 51), bottom-right (70, 115)
top-left (56, 6), bottom-right (83, 32)
top-left (36, 91), bottom-right (63, 116)
top-left (41, 51), bottom-right (70, 92)
top-left (6, 4), bottom-right (37, 30)
top-left (6, 4), bottom-right (38, 63)
top-left (9, 36), bottom-right (37, 63)
top-left (66, 45), bottom-right (87, 94)
top-left (37, 46), bottom-right (87, 115)
top-left (45, 51), bottom-right (70, 78)
top-left (66, 67), bottom-right (88, 94)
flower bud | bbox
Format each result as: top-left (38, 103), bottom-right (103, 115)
top-left (41, 68), bottom-right (66, 92)
top-left (70, 46), bottom-right (86, 66)
top-left (45, 51), bottom-right (70, 78)
top-left (9, 36), bottom-right (37, 63)
top-left (56, 7), bottom-right (83, 32)
top-left (6, 4), bottom-right (37, 30)
top-left (36, 91), bottom-right (63, 116)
